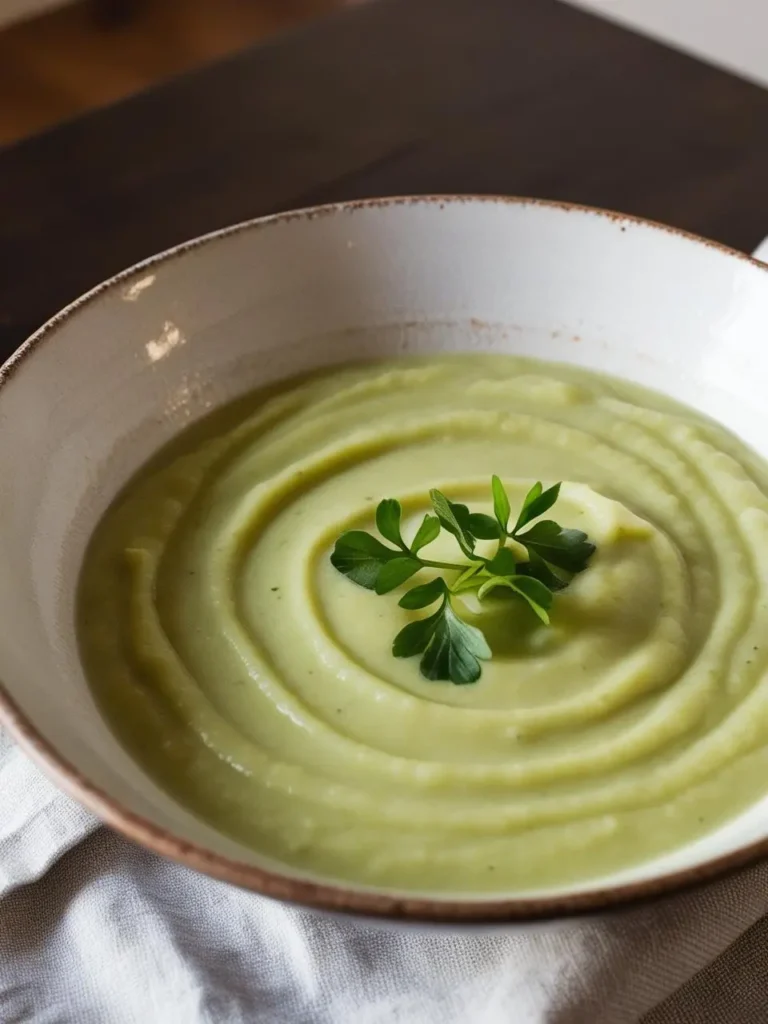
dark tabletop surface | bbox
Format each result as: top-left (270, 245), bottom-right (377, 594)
top-left (2, 0), bottom-right (768, 359)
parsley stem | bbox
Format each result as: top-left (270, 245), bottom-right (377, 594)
top-left (417, 557), bottom-right (473, 572)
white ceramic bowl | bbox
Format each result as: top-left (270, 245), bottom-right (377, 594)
top-left (3, 196), bottom-right (768, 923)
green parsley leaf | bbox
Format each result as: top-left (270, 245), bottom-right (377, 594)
top-left (516, 519), bottom-right (595, 573)
top-left (399, 576), bottom-right (447, 609)
top-left (375, 556), bottom-right (422, 594)
top-left (516, 552), bottom-right (569, 591)
top-left (475, 576), bottom-right (512, 600)
top-left (468, 512), bottom-right (501, 540)
top-left (486, 547), bottom-right (517, 576)
top-left (514, 481), bottom-right (542, 531)
top-left (419, 600), bottom-right (492, 684)
top-left (491, 475), bottom-right (511, 533)
top-left (392, 607), bottom-right (442, 657)
top-left (509, 576), bottom-right (554, 621)
top-left (330, 531), bottom-right (398, 589)
top-left (429, 490), bottom-right (476, 557)
top-left (394, 596), bottom-right (491, 684)
top-left (476, 574), bottom-right (552, 623)
top-left (410, 514), bottom-right (441, 553)
top-left (513, 481), bottom-right (562, 532)
top-left (375, 498), bottom-right (405, 548)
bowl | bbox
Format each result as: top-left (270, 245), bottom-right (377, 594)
top-left (2, 195), bottom-right (768, 924)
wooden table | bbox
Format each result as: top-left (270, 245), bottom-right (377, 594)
top-left (2, 0), bottom-right (768, 361)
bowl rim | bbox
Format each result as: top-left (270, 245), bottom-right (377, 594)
top-left (3, 193), bottom-right (768, 924)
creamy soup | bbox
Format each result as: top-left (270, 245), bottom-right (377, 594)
top-left (78, 356), bottom-right (768, 893)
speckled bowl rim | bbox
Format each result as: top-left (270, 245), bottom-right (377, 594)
top-left (3, 194), bottom-right (768, 924)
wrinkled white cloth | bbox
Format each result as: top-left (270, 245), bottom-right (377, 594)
top-left (3, 729), bottom-right (768, 1023)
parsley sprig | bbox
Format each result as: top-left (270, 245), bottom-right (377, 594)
top-left (330, 478), bottom-right (595, 684)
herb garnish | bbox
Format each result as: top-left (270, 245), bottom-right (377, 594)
top-left (330, 478), bottom-right (595, 685)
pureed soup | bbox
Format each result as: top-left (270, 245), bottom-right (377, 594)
top-left (77, 355), bottom-right (768, 893)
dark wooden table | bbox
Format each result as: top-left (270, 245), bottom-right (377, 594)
top-left (2, 0), bottom-right (768, 360)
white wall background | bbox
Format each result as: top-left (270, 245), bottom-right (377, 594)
top-left (569, 0), bottom-right (768, 88)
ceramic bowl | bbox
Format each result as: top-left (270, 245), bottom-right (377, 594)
top-left (3, 196), bottom-right (768, 924)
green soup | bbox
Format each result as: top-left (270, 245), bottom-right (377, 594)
top-left (77, 356), bottom-right (768, 893)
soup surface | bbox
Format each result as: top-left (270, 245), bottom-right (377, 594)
top-left (78, 356), bottom-right (768, 893)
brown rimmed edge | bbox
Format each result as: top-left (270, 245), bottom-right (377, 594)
top-left (2, 194), bottom-right (768, 924)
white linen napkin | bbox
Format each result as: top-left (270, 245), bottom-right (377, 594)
top-left (4, 237), bottom-right (768, 1022)
top-left (4, 723), bottom-right (768, 1024)
top-left (0, 727), bottom-right (96, 894)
